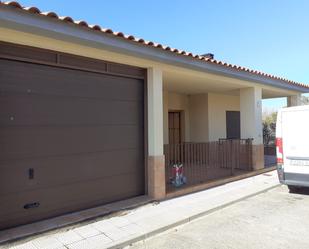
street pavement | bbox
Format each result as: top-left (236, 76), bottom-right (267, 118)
top-left (128, 185), bottom-right (309, 249)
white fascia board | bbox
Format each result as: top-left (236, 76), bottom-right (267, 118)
top-left (0, 5), bottom-right (308, 93)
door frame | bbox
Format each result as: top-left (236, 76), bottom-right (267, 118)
top-left (168, 110), bottom-right (185, 144)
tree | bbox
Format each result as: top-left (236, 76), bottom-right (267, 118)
top-left (301, 95), bottom-right (309, 105)
top-left (262, 112), bottom-right (277, 145)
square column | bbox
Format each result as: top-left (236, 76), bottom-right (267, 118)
top-left (240, 87), bottom-right (264, 170)
top-left (287, 94), bottom-right (301, 107)
top-left (147, 67), bottom-right (165, 199)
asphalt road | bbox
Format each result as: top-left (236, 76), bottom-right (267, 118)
top-left (128, 185), bottom-right (309, 249)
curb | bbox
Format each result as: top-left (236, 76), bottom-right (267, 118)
top-left (108, 182), bottom-right (280, 249)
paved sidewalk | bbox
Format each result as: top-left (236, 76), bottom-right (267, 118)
top-left (129, 185), bottom-right (309, 249)
top-left (1, 171), bottom-right (279, 249)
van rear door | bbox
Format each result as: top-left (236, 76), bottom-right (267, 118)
top-left (282, 108), bottom-right (309, 174)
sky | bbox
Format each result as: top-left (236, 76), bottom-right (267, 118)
top-left (18, 0), bottom-right (309, 111)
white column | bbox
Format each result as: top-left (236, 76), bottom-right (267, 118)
top-left (240, 86), bottom-right (264, 170)
top-left (240, 87), bottom-right (262, 145)
top-left (147, 67), bottom-right (165, 199)
top-left (287, 94), bottom-right (301, 107)
top-left (147, 67), bottom-right (164, 156)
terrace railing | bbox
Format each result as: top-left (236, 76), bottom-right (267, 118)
top-left (264, 145), bottom-right (276, 156)
top-left (164, 139), bottom-right (253, 192)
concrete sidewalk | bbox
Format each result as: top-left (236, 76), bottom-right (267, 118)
top-left (2, 171), bottom-right (279, 249)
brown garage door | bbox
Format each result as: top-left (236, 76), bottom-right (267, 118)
top-left (0, 43), bottom-right (146, 229)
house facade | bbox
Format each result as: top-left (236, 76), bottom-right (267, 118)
top-left (0, 1), bottom-right (308, 230)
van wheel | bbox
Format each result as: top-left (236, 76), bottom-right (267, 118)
top-left (288, 185), bottom-right (299, 193)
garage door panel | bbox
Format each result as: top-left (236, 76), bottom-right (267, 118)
top-left (0, 149), bottom-right (144, 196)
top-left (0, 172), bottom-right (144, 229)
top-left (0, 60), bottom-right (144, 101)
top-left (0, 94), bottom-right (143, 126)
top-left (0, 53), bottom-right (145, 229)
top-left (0, 171), bottom-right (144, 215)
top-left (1, 125), bottom-right (144, 160)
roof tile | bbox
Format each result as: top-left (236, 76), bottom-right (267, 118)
top-left (75, 20), bottom-right (88, 27)
top-left (42, 11), bottom-right (58, 18)
top-left (59, 16), bottom-right (74, 23)
top-left (24, 6), bottom-right (40, 14)
top-left (89, 24), bottom-right (101, 31)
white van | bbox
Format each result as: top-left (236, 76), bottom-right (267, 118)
top-left (276, 105), bottom-right (309, 192)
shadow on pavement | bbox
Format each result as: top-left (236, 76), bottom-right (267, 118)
top-left (290, 186), bottom-right (309, 195)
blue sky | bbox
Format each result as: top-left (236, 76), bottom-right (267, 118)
top-left (19, 0), bottom-right (309, 110)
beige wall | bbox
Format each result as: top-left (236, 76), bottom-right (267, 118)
top-left (164, 92), bottom-right (241, 143)
top-left (189, 94), bottom-right (209, 142)
top-left (163, 91), bottom-right (169, 145)
top-left (208, 93), bottom-right (240, 142)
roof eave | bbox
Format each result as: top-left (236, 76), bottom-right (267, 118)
top-left (1, 5), bottom-right (308, 93)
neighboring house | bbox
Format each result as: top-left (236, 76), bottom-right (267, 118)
top-left (0, 1), bottom-right (308, 230)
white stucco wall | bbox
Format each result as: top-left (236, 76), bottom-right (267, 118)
top-left (208, 93), bottom-right (240, 142)
top-left (189, 94), bottom-right (209, 142)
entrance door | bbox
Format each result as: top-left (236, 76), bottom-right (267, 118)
top-left (168, 112), bottom-right (182, 144)
top-left (226, 111), bottom-right (240, 139)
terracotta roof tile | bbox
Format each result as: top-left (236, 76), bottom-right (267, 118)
top-left (103, 28), bottom-right (113, 34)
top-left (126, 35), bottom-right (135, 40)
top-left (75, 20), bottom-right (89, 27)
top-left (1, 0), bottom-right (308, 89)
top-left (42, 11), bottom-right (58, 18)
top-left (59, 16), bottom-right (74, 23)
top-left (89, 24), bottom-right (102, 31)
top-left (24, 6), bottom-right (40, 14)
top-left (4, 1), bottom-right (20, 8)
